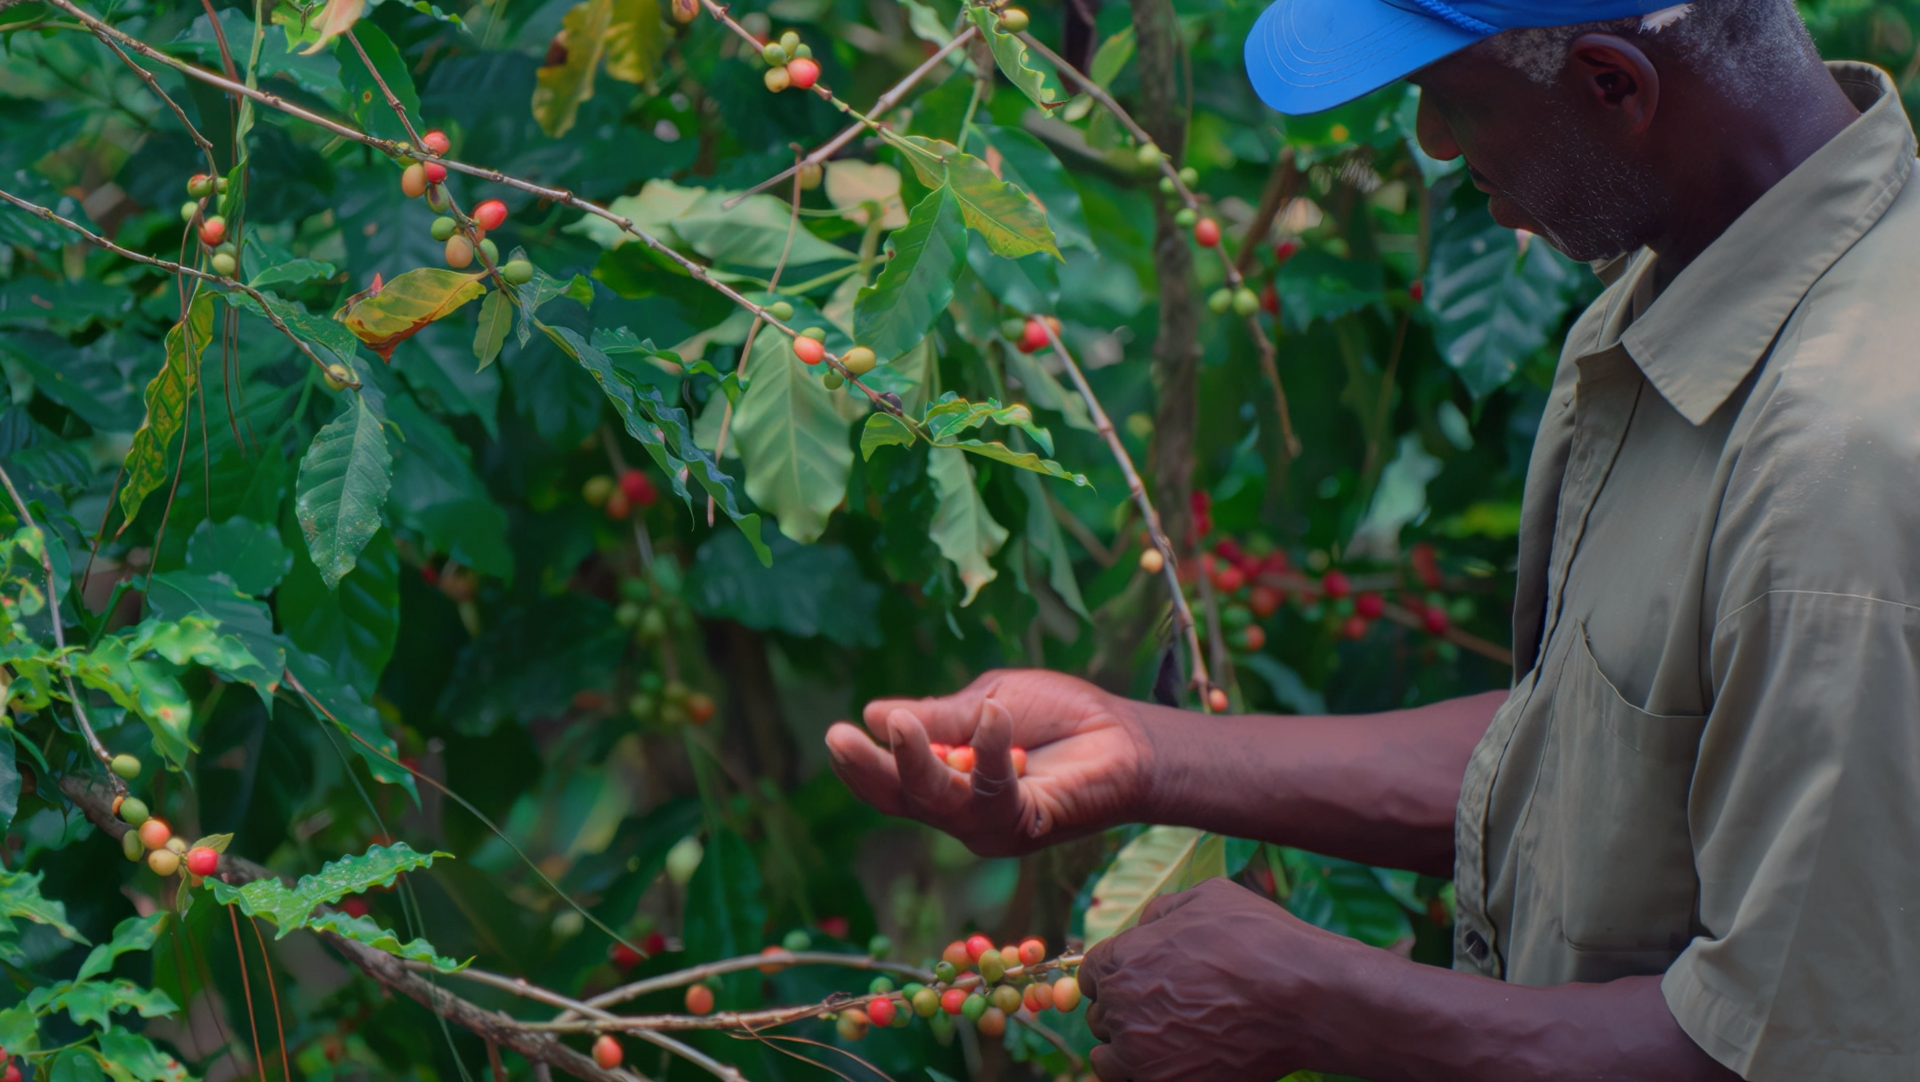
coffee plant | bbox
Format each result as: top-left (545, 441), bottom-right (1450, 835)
top-left (0, 0), bottom-right (1904, 1079)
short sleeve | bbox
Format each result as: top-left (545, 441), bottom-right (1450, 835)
top-left (1663, 589), bottom-right (1920, 1080)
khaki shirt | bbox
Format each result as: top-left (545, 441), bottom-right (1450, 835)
top-left (1452, 62), bottom-right (1920, 1081)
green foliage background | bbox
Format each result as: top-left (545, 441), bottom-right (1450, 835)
top-left (0, 0), bottom-right (1912, 1079)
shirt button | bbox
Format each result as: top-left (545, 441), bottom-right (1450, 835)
top-left (1463, 928), bottom-right (1491, 962)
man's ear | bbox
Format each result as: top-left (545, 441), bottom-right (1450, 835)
top-left (1566, 32), bottom-right (1661, 133)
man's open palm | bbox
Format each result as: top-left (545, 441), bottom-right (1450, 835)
top-left (824, 670), bottom-right (1149, 856)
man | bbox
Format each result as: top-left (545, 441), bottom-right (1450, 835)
top-left (828, 0), bottom-right (1920, 1077)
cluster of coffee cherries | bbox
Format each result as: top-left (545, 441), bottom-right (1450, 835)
top-left (626, 673), bottom-right (717, 728)
top-left (395, 129), bottom-right (534, 284)
top-left (847, 935), bottom-right (1082, 1042)
top-left (583, 467), bottom-right (659, 522)
top-left (179, 173), bottom-right (236, 275)
top-left (759, 31), bottom-right (821, 92)
top-left (110, 755), bottom-right (220, 880)
top-left (787, 323), bottom-right (878, 390)
top-left (1200, 534), bottom-right (1460, 645)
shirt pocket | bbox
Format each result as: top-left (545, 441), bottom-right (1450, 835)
top-left (1542, 625), bottom-right (1707, 956)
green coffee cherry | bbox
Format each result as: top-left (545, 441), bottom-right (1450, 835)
top-left (824, 372), bottom-right (844, 390)
top-left (119, 797), bottom-right (150, 827)
top-left (123, 830), bottom-right (146, 862)
top-left (913, 987), bottom-right (940, 1017)
top-left (187, 175), bottom-right (213, 198)
top-left (782, 929), bottom-right (813, 952)
top-left (211, 253), bottom-right (237, 277)
top-left (1179, 166), bottom-right (1199, 186)
top-left (1231, 287), bottom-right (1260, 317)
top-left (935, 960), bottom-right (959, 984)
top-left (999, 6), bottom-right (1029, 32)
top-left (991, 984), bottom-right (1022, 1013)
top-left (901, 981), bottom-right (925, 999)
top-left (977, 949), bottom-right (1005, 983)
top-left (960, 994), bottom-right (988, 1022)
top-left (110, 753), bottom-right (142, 780)
top-left (762, 42), bottom-right (788, 65)
top-left (479, 238), bottom-right (499, 265)
top-left (868, 933), bottom-right (892, 957)
top-left (792, 43), bottom-right (812, 59)
top-left (501, 260), bottom-right (535, 286)
top-left (1136, 143), bottom-right (1162, 167)
top-left (767, 300), bottom-right (794, 321)
top-left (1207, 289), bottom-right (1233, 315)
top-left (1159, 176), bottom-right (1176, 195)
top-left (868, 976), bottom-right (894, 995)
top-left (929, 1011), bottom-right (955, 1042)
top-left (1174, 207), bottom-right (1198, 227)
top-left (801, 326), bottom-right (826, 340)
top-left (780, 30), bottom-right (801, 53)
top-left (431, 216), bottom-right (458, 241)
top-left (180, 201), bottom-right (200, 223)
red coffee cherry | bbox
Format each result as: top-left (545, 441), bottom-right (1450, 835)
top-left (964, 934), bottom-right (994, 963)
top-left (1409, 280), bottom-right (1426, 303)
top-left (1017, 937), bottom-right (1046, 966)
top-left (1207, 687), bottom-right (1229, 713)
top-left (786, 57), bottom-right (820, 89)
top-left (593, 1034), bottom-right (624, 1068)
top-left (1017, 318), bottom-right (1050, 353)
top-left (1052, 976), bottom-right (1082, 1011)
top-left (1193, 218), bottom-right (1221, 247)
top-left (866, 996), bottom-right (897, 1027)
top-left (1240, 625), bottom-right (1267, 651)
top-left (139, 819), bottom-right (172, 850)
top-left (1010, 747), bottom-right (1027, 776)
top-left (793, 336), bottom-right (826, 365)
top-left (940, 988), bottom-right (968, 1015)
top-left (473, 199), bottom-right (508, 231)
top-left (619, 468), bottom-right (656, 507)
top-left (186, 847), bottom-right (219, 878)
top-left (1212, 564), bottom-right (1245, 593)
top-left (1274, 239), bottom-right (1298, 262)
top-left (1355, 592), bottom-right (1385, 620)
top-left (1261, 283), bottom-right (1280, 315)
top-left (941, 940), bottom-right (971, 969)
top-left (1422, 606), bottom-right (1451, 635)
top-left (423, 162), bottom-right (448, 184)
top-left (1321, 570), bottom-right (1352, 600)
top-left (944, 746), bottom-right (975, 772)
top-left (421, 129), bottom-right (451, 156)
top-left (1341, 615), bottom-right (1371, 640)
top-left (401, 163), bottom-right (428, 198)
top-left (685, 984), bottom-right (715, 1015)
top-left (928, 742), bottom-right (952, 760)
top-left (609, 942), bottom-right (644, 970)
top-left (198, 216), bottom-right (227, 247)
top-left (1250, 585), bottom-right (1283, 618)
top-left (686, 692), bottom-right (716, 725)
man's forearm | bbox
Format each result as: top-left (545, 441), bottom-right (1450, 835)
top-left (1131, 691), bottom-right (1505, 876)
top-left (1318, 950), bottom-right (1737, 1082)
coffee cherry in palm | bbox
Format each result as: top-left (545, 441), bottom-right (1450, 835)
top-left (1010, 747), bottom-right (1027, 776)
top-left (999, 6), bottom-right (1029, 31)
top-left (445, 236), bottom-right (475, 269)
top-left (592, 1035), bottom-right (623, 1068)
top-left (501, 260), bottom-right (535, 285)
top-left (472, 199), bottom-right (508, 231)
top-left (786, 57), bottom-right (820, 89)
top-left (401, 163), bottom-right (429, 198)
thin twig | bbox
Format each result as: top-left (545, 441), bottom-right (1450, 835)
top-left (346, 28), bottom-right (426, 149)
top-left (0, 465), bottom-right (120, 789)
top-left (0, 186), bottom-right (351, 388)
top-left (720, 24), bottom-right (981, 209)
top-left (1021, 30), bottom-right (1300, 457)
top-left (1035, 322), bottom-right (1212, 701)
top-left (95, 32), bottom-right (219, 175)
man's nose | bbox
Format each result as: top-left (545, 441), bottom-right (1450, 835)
top-left (1415, 90), bottom-right (1463, 161)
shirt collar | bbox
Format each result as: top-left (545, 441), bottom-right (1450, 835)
top-left (1615, 62), bottom-right (1915, 425)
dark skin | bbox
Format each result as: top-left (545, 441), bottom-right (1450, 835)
top-left (827, 28), bottom-right (1863, 1082)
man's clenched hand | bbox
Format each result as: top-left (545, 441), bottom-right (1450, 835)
top-left (824, 670), bottom-right (1151, 857)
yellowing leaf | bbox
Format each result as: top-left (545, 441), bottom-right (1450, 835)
top-left (604, 0), bottom-right (666, 84)
top-left (337, 268), bottom-right (487, 362)
top-left (1083, 826), bottom-right (1205, 945)
top-left (825, 161), bottom-right (909, 230)
top-left (119, 293), bottom-right (214, 529)
top-left (885, 134), bottom-right (1060, 261)
top-left (300, 0), bottom-right (366, 54)
top-left (532, 0), bottom-right (614, 138)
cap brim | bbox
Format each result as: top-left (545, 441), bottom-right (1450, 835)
top-left (1244, 0), bottom-right (1488, 115)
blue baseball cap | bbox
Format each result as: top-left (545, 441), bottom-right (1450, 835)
top-left (1245, 0), bottom-right (1680, 115)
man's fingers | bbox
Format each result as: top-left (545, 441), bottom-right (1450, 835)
top-left (886, 710), bottom-right (956, 811)
top-left (862, 673), bottom-right (1003, 741)
top-left (1089, 1042), bottom-right (1129, 1082)
top-left (970, 698), bottom-right (1018, 801)
top-left (1085, 999), bottom-right (1111, 1041)
top-left (1078, 936), bottom-right (1114, 1003)
top-left (824, 722), bottom-right (907, 816)
top-left (1138, 886), bottom-right (1204, 927)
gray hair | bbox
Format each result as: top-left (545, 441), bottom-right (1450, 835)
top-left (1481, 0), bottom-right (1819, 100)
